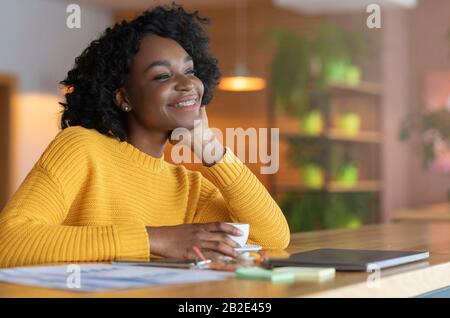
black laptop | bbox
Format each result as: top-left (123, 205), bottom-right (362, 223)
top-left (265, 248), bottom-right (430, 271)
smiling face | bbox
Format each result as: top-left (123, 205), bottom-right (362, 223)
top-left (117, 33), bottom-right (205, 133)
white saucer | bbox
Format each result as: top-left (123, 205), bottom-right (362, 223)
top-left (234, 244), bottom-right (262, 252)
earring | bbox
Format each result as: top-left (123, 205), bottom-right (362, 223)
top-left (124, 106), bottom-right (130, 112)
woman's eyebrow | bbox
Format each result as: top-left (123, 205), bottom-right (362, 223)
top-left (144, 56), bottom-right (193, 73)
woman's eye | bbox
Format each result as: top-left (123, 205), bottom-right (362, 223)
top-left (154, 70), bottom-right (195, 81)
top-left (154, 74), bottom-right (170, 81)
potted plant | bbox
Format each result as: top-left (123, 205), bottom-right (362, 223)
top-left (329, 144), bottom-right (359, 187)
top-left (287, 139), bottom-right (326, 189)
top-left (338, 112), bottom-right (361, 136)
top-left (269, 23), bottom-right (365, 126)
top-left (400, 109), bottom-right (450, 201)
top-left (279, 192), bottom-right (371, 232)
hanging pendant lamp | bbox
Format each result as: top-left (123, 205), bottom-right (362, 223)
top-left (218, 0), bottom-right (266, 92)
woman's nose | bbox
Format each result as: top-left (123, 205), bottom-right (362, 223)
top-left (174, 74), bottom-right (195, 91)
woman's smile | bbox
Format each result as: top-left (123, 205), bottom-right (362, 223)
top-left (167, 95), bottom-right (200, 112)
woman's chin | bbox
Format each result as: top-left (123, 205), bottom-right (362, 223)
top-left (174, 118), bottom-right (200, 131)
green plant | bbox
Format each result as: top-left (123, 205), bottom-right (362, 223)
top-left (301, 110), bottom-right (324, 135)
top-left (279, 193), bottom-right (372, 232)
top-left (302, 164), bottom-right (325, 189)
top-left (287, 139), bottom-right (326, 167)
top-left (399, 109), bottom-right (450, 167)
top-left (329, 144), bottom-right (358, 182)
top-left (269, 23), bottom-right (365, 118)
top-left (323, 193), bottom-right (371, 229)
top-left (288, 142), bottom-right (358, 181)
top-left (338, 112), bottom-right (361, 136)
top-left (398, 29), bottom-right (450, 201)
top-left (279, 193), bottom-right (325, 232)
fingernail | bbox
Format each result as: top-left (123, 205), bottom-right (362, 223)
top-left (237, 230), bottom-right (244, 236)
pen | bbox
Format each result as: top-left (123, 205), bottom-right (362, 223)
top-left (192, 245), bottom-right (207, 261)
top-left (192, 246), bottom-right (212, 269)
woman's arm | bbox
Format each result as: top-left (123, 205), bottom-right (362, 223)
top-left (171, 107), bottom-right (290, 251)
top-left (191, 148), bottom-right (291, 250)
top-left (0, 164), bottom-right (149, 268)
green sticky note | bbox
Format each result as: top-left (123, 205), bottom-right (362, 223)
top-left (236, 267), bottom-right (295, 283)
top-left (273, 267), bottom-right (336, 282)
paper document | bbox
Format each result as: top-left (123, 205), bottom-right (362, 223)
top-left (0, 264), bottom-right (232, 292)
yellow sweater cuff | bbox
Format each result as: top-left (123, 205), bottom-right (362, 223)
top-left (204, 147), bottom-right (244, 187)
top-left (115, 224), bottom-right (150, 261)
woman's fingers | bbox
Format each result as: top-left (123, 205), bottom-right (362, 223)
top-left (200, 106), bottom-right (209, 127)
top-left (184, 222), bottom-right (244, 259)
top-left (197, 231), bottom-right (239, 248)
top-left (198, 250), bottom-right (223, 261)
top-left (198, 240), bottom-right (237, 258)
top-left (203, 222), bottom-right (243, 236)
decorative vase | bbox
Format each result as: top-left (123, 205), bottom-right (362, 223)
top-left (346, 216), bottom-right (362, 229)
top-left (325, 60), bottom-right (361, 86)
top-left (345, 65), bottom-right (361, 86)
top-left (301, 164), bottom-right (325, 189)
top-left (337, 163), bottom-right (359, 187)
top-left (301, 111), bottom-right (324, 136)
top-left (339, 112), bottom-right (361, 136)
top-left (325, 60), bottom-right (349, 84)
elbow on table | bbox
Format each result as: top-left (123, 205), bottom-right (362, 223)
top-left (274, 232), bottom-right (291, 250)
top-left (260, 231), bottom-right (290, 251)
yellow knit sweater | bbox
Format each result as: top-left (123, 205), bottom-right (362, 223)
top-left (0, 126), bottom-right (290, 268)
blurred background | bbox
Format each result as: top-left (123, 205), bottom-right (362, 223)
top-left (1, 0), bottom-right (449, 232)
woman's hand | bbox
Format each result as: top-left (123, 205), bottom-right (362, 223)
top-left (146, 222), bottom-right (243, 260)
top-left (169, 106), bottom-right (225, 166)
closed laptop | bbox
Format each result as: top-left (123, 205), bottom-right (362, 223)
top-left (265, 248), bottom-right (430, 271)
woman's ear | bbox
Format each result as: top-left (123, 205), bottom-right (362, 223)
top-left (113, 88), bottom-right (132, 112)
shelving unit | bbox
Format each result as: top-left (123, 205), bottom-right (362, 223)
top-left (268, 81), bottom-right (383, 229)
top-left (280, 129), bottom-right (382, 144)
top-left (275, 180), bottom-right (381, 194)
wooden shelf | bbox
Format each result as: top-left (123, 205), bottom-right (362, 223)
top-left (326, 129), bottom-right (382, 143)
top-left (275, 180), bottom-right (381, 193)
top-left (280, 129), bottom-right (382, 144)
top-left (327, 180), bottom-right (381, 193)
top-left (270, 80), bottom-right (383, 226)
top-left (328, 81), bottom-right (382, 96)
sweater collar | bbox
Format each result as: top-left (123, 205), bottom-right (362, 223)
top-left (115, 138), bottom-right (166, 172)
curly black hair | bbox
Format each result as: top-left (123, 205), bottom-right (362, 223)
top-left (59, 2), bottom-right (221, 141)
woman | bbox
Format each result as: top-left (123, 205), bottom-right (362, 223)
top-left (0, 4), bottom-right (290, 268)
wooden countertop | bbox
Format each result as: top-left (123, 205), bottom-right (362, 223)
top-left (1, 223), bottom-right (450, 298)
top-left (393, 203), bottom-right (450, 222)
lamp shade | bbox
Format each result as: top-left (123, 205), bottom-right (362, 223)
top-left (219, 76), bottom-right (266, 91)
top-left (218, 63), bottom-right (266, 91)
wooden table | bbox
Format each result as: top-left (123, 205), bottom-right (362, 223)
top-left (392, 203), bottom-right (450, 222)
top-left (1, 223), bottom-right (450, 298)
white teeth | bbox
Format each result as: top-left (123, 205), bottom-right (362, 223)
top-left (175, 99), bottom-right (196, 107)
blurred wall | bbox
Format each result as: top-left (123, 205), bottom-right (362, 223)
top-left (406, 0), bottom-right (450, 206)
top-left (327, 1), bottom-right (450, 219)
top-left (379, 0), bottom-right (450, 218)
top-left (381, 8), bottom-right (411, 220)
top-left (0, 0), bottom-right (112, 195)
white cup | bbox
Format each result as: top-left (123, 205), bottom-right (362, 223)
top-left (226, 223), bottom-right (249, 247)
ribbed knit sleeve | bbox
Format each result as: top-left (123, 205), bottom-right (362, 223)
top-left (0, 129), bottom-right (149, 268)
top-left (194, 148), bottom-right (290, 250)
